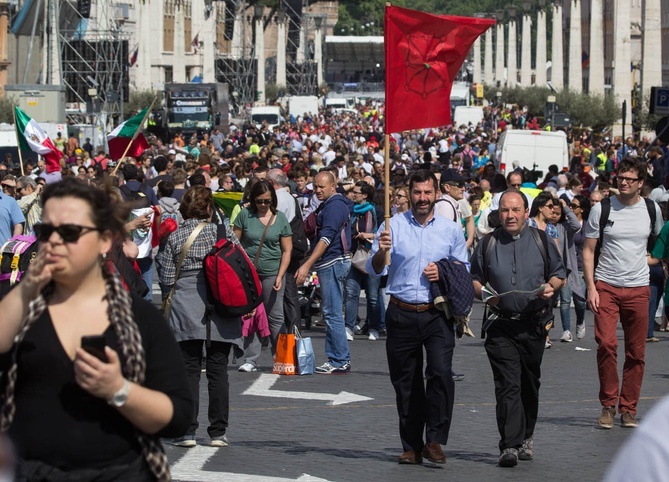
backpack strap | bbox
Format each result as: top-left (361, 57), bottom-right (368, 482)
top-left (528, 226), bottom-right (550, 281)
top-left (481, 228), bottom-right (499, 284)
top-left (253, 214), bottom-right (276, 267)
top-left (594, 197), bottom-right (611, 269)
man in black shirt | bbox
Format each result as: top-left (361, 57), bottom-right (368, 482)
top-left (471, 190), bottom-right (565, 468)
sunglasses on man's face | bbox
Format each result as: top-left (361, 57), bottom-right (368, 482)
top-left (34, 223), bottom-right (102, 243)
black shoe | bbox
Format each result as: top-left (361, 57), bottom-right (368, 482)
top-left (498, 448), bottom-right (518, 467)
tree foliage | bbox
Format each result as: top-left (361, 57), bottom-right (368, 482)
top-left (0, 97), bottom-right (16, 125)
top-left (123, 90), bottom-right (163, 118)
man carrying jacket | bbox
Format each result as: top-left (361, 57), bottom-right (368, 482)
top-left (296, 171), bottom-right (352, 374)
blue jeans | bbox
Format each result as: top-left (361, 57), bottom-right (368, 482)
top-left (136, 256), bottom-right (154, 302)
top-left (317, 258), bottom-right (351, 367)
top-left (344, 268), bottom-right (382, 332)
top-left (559, 273), bottom-right (587, 332)
top-left (648, 265), bottom-right (664, 338)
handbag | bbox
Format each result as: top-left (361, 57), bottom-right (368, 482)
top-left (350, 245), bottom-right (371, 274)
top-left (162, 222), bottom-right (207, 319)
top-left (294, 326), bottom-right (315, 375)
top-left (273, 329), bottom-right (297, 375)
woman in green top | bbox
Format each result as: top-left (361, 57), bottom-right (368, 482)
top-left (233, 180), bottom-right (292, 372)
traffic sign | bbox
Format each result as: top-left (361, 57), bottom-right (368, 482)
top-left (650, 87), bottom-right (669, 115)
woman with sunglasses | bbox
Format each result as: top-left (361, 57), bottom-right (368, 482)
top-left (160, 185), bottom-right (242, 448)
top-left (0, 178), bottom-right (192, 479)
top-left (392, 186), bottom-right (410, 215)
top-left (552, 197), bottom-right (587, 343)
top-left (528, 193), bottom-right (560, 348)
top-left (233, 180), bottom-right (292, 372)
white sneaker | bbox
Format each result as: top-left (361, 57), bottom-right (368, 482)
top-left (576, 324), bottom-right (586, 340)
top-left (238, 362), bottom-right (257, 372)
top-left (368, 329), bottom-right (379, 341)
top-left (346, 327), bottom-right (354, 341)
top-left (561, 330), bottom-right (573, 342)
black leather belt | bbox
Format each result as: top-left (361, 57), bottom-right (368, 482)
top-left (390, 296), bottom-right (434, 313)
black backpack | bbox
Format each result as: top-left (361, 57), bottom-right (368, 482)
top-left (594, 197), bottom-right (658, 269)
top-left (120, 184), bottom-right (151, 209)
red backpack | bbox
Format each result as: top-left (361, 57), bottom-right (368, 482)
top-left (204, 238), bottom-right (263, 317)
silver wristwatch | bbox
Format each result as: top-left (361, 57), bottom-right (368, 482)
top-left (108, 379), bottom-right (131, 407)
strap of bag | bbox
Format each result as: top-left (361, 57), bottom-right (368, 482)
top-left (253, 214), bottom-right (275, 267)
top-left (528, 227), bottom-right (550, 282)
top-left (166, 221), bottom-right (207, 300)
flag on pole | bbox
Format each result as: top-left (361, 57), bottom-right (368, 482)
top-left (384, 6), bottom-right (495, 133)
top-left (107, 107), bottom-right (150, 161)
top-left (13, 106), bottom-right (62, 173)
top-left (191, 33), bottom-right (200, 53)
top-left (129, 46), bottom-right (138, 67)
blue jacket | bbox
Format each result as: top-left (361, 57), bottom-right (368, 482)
top-left (315, 193), bottom-right (353, 266)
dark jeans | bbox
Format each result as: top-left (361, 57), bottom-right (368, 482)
top-left (179, 340), bottom-right (232, 438)
top-left (648, 265), bottom-right (664, 338)
top-left (385, 303), bottom-right (455, 452)
top-left (135, 256), bottom-right (153, 302)
top-left (283, 263), bottom-right (300, 330)
top-left (484, 318), bottom-right (546, 452)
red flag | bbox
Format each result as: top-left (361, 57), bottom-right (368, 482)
top-left (385, 6), bottom-right (494, 133)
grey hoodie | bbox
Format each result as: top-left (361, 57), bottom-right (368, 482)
top-left (159, 197), bottom-right (183, 225)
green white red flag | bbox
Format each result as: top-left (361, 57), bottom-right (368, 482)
top-left (107, 107), bottom-right (150, 161)
top-left (13, 106), bottom-right (62, 174)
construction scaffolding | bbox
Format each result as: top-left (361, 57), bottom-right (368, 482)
top-left (215, 0), bottom-right (318, 103)
top-left (57, 0), bottom-right (130, 124)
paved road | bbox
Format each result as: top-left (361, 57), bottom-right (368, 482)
top-left (165, 300), bottom-right (669, 481)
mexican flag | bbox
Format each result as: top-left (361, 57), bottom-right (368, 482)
top-left (14, 106), bottom-right (63, 173)
top-left (107, 107), bottom-right (150, 161)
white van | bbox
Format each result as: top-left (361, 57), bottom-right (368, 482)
top-left (453, 106), bottom-right (484, 128)
top-left (325, 97), bottom-right (348, 109)
top-left (496, 130), bottom-right (569, 177)
top-left (250, 106), bottom-right (282, 130)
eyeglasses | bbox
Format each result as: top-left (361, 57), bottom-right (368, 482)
top-left (617, 176), bottom-right (639, 184)
top-left (544, 204), bottom-right (555, 209)
top-left (570, 203), bottom-right (581, 209)
top-left (1, 184), bottom-right (14, 190)
top-left (395, 194), bottom-right (407, 199)
top-left (509, 183), bottom-right (522, 188)
top-left (255, 199), bottom-right (271, 205)
top-left (34, 223), bottom-right (101, 243)
top-left (352, 190), bottom-right (363, 195)
top-left (448, 182), bottom-right (465, 189)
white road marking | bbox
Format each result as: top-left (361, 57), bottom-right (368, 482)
top-left (242, 374), bottom-right (373, 406)
top-left (171, 446), bottom-right (330, 481)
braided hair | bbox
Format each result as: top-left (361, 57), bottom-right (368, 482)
top-left (0, 178), bottom-right (171, 481)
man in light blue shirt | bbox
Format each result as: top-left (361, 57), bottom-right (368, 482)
top-left (367, 170), bottom-right (468, 465)
top-left (0, 188), bottom-right (25, 244)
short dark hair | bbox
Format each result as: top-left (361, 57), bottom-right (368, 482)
top-left (157, 179), bottom-right (175, 197)
top-left (355, 181), bottom-right (375, 202)
top-left (189, 173), bottom-right (206, 187)
top-left (408, 170), bottom-right (438, 193)
top-left (122, 163), bottom-right (139, 181)
top-left (617, 157), bottom-right (647, 182)
top-left (154, 156), bottom-right (169, 173)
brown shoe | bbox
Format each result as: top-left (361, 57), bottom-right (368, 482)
top-left (398, 450), bottom-right (422, 464)
top-left (422, 442), bottom-right (446, 464)
top-left (621, 412), bottom-right (639, 428)
top-left (599, 406), bottom-right (616, 429)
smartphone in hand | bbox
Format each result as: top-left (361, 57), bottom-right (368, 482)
top-left (81, 335), bottom-right (108, 363)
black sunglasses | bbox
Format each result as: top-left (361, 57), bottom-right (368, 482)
top-left (35, 223), bottom-right (101, 243)
top-left (255, 199), bottom-right (271, 205)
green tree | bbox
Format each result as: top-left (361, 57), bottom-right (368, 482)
top-left (123, 90), bottom-right (162, 118)
top-left (0, 97), bottom-right (17, 124)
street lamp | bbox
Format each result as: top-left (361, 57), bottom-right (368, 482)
top-left (496, 90), bottom-right (503, 107)
top-left (254, 4), bottom-right (263, 19)
top-left (523, 0), bottom-right (532, 13)
top-left (508, 6), bottom-right (517, 18)
top-left (496, 9), bottom-right (505, 21)
top-left (315, 16), bottom-right (323, 30)
top-left (276, 8), bottom-right (286, 24)
top-left (547, 94), bottom-right (556, 130)
top-left (538, 0), bottom-right (546, 8)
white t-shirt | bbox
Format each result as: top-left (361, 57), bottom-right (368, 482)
top-left (585, 196), bottom-right (663, 287)
top-left (130, 207), bottom-right (155, 259)
top-left (434, 195), bottom-right (461, 222)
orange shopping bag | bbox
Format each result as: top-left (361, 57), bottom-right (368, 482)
top-left (272, 331), bottom-right (297, 375)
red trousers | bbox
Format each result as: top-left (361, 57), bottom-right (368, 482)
top-left (594, 280), bottom-right (650, 415)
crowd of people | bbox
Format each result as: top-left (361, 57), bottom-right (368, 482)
top-left (0, 98), bottom-right (667, 476)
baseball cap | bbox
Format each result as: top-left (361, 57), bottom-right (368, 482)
top-left (440, 168), bottom-right (467, 184)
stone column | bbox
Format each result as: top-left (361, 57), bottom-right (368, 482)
top-left (520, 5), bottom-right (532, 86)
top-left (589, 0), bottom-right (605, 94)
top-left (48, 0), bottom-right (61, 85)
top-left (495, 11), bottom-right (505, 86)
top-left (314, 18), bottom-right (323, 88)
top-left (135, 0), bottom-right (151, 90)
top-left (642, 0), bottom-right (662, 95)
top-left (473, 36), bottom-right (482, 85)
top-left (231, 12), bottom-right (242, 59)
top-left (613, 0), bottom-right (632, 135)
top-left (276, 11), bottom-right (287, 87)
top-left (551, 2), bottom-right (564, 89)
top-left (202, 0), bottom-right (216, 82)
top-left (255, 13), bottom-right (265, 104)
top-left (507, 12), bottom-right (517, 87)
top-left (173, 2), bottom-right (186, 82)
top-left (568, 0), bottom-right (582, 92)
top-left (484, 29), bottom-right (494, 85)
top-left (296, 22), bottom-right (306, 63)
top-left (535, 3), bottom-right (547, 87)
top-left (0, 0), bottom-right (10, 97)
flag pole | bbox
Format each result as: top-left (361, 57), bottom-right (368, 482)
top-left (384, 2), bottom-right (391, 265)
top-left (12, 106), bottom-right (25, 176)
top-left (112, 96), bottom-right (157, 176)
